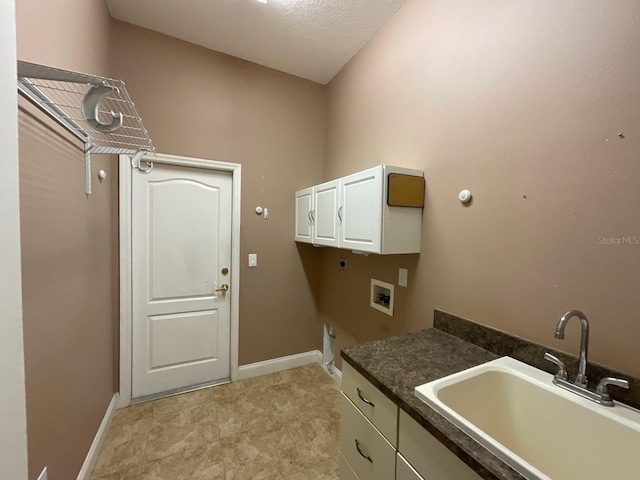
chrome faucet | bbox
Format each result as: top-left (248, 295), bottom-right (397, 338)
top-left (554, 310), bottom-right (589, 387)
top-left (544, 310), bottom-right (630, 407)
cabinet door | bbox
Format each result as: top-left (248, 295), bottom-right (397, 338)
top-left (294, 188), bottom-right (313, 243)
top-left (342, 362), bottom-right (398, 446)
top-left (339, 454), bottom-right (360, 480)
top-left (399, 411), bottom-right (482, 480)
top-left (340, 167), bottom-right (382, 253)
top-left (340, 394), bottom-right (396, 480)
top-left (313, 179), bottom-right (340, 247)
top-left (396, 453), bottom-right (425, 480)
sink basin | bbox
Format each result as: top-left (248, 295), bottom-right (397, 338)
top-left (415, 357), bottom-right (640, 480)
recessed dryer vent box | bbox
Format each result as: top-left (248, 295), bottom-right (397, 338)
top-left (371, 279), bottom-right (394, 316)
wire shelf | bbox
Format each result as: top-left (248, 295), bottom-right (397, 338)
top-left (17, 61), bottom-right (156, 194)
top-left (18, 61), bottom-right (155, 156)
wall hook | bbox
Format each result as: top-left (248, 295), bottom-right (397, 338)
top-left (81, 85), bottom-right (124, 133)
top-left (131, 149), bottom-right (154, 174)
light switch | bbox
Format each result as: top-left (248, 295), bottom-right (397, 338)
top-left (398, 268), bottom-right (408, 287)
top-left (248, 254), bottom-right (258, 267)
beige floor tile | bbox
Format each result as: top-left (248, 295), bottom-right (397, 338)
top-left (145, 403), bottom-right (219, 462)
top-left (212, 371), bottom-right (289, 404)
top-left (153, 388), bottom-right (215, 416)
top-left (221, 424), bottom-right (305, 480)
top-left (287, 414), bottom-right (340, 467)
top-left (215, 384), bottom-right (281, 438)
top-left (139, 442), bottom-right (225, 480)
top-left (284, 364), bottom-right (333, 384)
top-left (93, 365), bottom-right (341, 480)
top-left (112, 402), bottom-right (154, 427)
top-left (91, 466), bottom-right (140, 480)
top-left (92, 419), bottom-right (151, 477)
top-left (283, 457), bottom-right (339, 480)
top-left (271, 379), bottom-right (340, 423)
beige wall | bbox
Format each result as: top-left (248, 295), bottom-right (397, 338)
top-left (16, 1), bottom-right (117, 478)
top-left (110, 21), bottom-right (325, 365)
top-left (16, 0), bottom-right (111, 76)
top-left (19, 97), bottom-right (119, 480)
top-left (322, 0), bottom-right (640, 377)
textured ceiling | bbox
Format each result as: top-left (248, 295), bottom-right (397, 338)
top-left (105, 0), bottom-right (406, 84)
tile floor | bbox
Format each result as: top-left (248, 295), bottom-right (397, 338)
top-left (91, 364), bottom-right (341, 480)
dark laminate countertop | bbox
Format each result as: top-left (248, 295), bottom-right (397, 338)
top-left (341, 328), bottom-right (526, 480)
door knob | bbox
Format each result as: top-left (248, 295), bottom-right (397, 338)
top-left (215, 284), bottom-right (229, 292)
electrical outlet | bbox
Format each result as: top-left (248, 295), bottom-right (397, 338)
top-left (37, 467), bottom-right (47, 480)
top-left (398, 268), bottom-right (408, 287)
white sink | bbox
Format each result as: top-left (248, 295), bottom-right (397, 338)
top-left (415, 357), bottom-right (640, 480)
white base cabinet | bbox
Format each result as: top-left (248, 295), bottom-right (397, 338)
top-left (340, 454), bottom-right (361, 480)
top-left (396, 454), bottom-right (424, 480)
top-left (340, 394), bottom-right (396, 480)
top-left (397, 410), bottom-right (482, 480)
top-left (339, 363), bottom-right (483, 480)
top-left (342, 362), bottom-right (398, 445)
top-left (295, 165), bottom-right (423, 254)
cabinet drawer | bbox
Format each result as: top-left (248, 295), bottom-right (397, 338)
top-left (396, 453), bottom-right (424, 480)
top-left (340, 453), bottom-right (360, 480)
top-left (342, 362), bottom-right (398, 445)
top-left (340, 394), bottom-right (396, 480)
top-left (398, 411), bottom-right (482, 480)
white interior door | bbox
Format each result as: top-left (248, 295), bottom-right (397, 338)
top-left (131, 163), bottom-right (232, 399)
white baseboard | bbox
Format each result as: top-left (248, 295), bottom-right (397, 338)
top-left (76, 393), bottom-right (118, 480)
top-left (238, 350), bottom-right (320, 380)
top-left (237, 350), bottom-right (342, 388)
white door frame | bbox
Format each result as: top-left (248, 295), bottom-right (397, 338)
top-left (119, 152), bottom-right (241, 408)
top-left (0, 0), bottom-right (29, 475)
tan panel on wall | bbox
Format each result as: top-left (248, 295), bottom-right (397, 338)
top-left (387, 174), bottom-right (425, 207)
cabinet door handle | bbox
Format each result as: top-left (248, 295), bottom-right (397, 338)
top-left (355, 439), bottom-right (373, 463)
top-left (311, 210), bottom-right (315, 222)
top-left (308, 211), bottom-right (313, 222)
top-left (338, 206), bottom-right (343, 221)
top-left (357, 388), bottom-right (375, 407)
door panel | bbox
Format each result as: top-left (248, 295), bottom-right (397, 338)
top-left (132, 163), bottom-right (232, 398)
top-left (149, 310), bottom-right (219, 369)
top-left (149, 179), bottom-right (220, 300)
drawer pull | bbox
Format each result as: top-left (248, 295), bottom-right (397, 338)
top-left (355, 439), bottom-right (373, 463)
top-left (357, 388), bottom-right (375, 407)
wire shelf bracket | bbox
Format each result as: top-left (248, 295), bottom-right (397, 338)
top-left (17, 61), bottom-right (156, 195)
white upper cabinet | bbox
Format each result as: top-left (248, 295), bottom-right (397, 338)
top-left (294, 165), bottom-right (423, 254)
top-left (294, 187), bottom-right (313, 243)
top-left (340, 167), bottom-right (382, 252)
top-left (312, 179), bottom-right (340, 247)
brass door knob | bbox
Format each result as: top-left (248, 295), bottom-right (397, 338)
top-left (215, 284), bottom-right (229, 292)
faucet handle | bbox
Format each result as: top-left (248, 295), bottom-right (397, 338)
top-left (596, 377), bottom-right (630, 401)
top-left (544, 352), bottom-right (568, 381)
